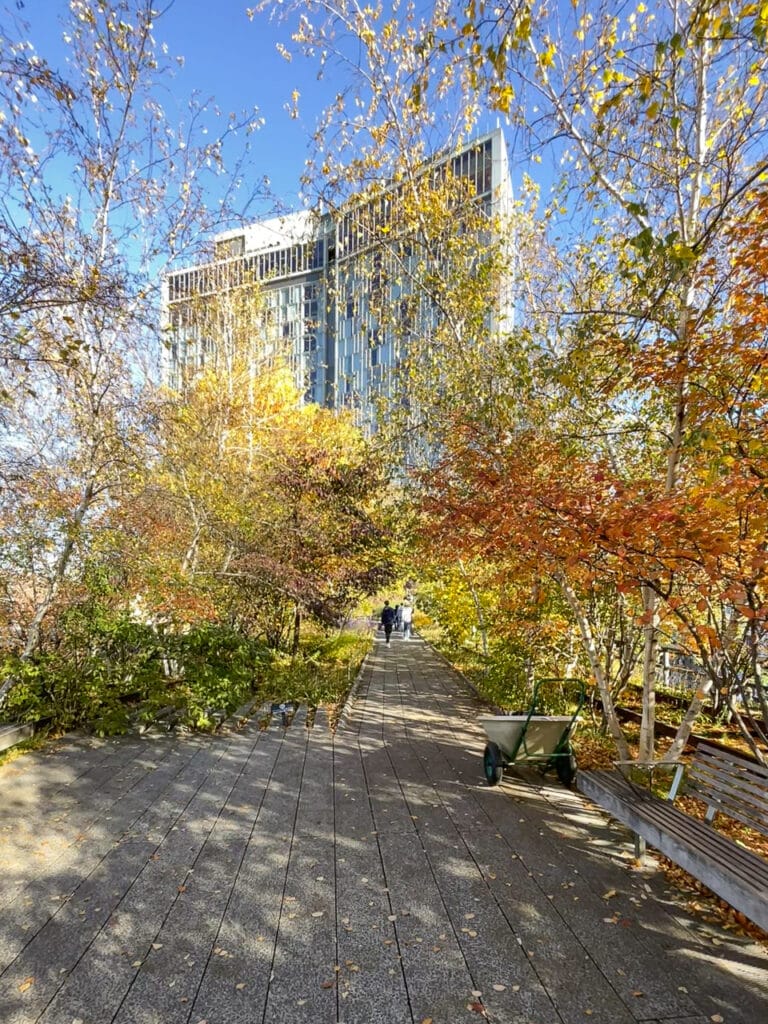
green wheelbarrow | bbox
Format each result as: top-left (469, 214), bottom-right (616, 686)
top-left (478, 678), bottom-right (586, 788)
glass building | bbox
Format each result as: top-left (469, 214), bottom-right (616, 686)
top-left (162, 129), bottom-right (513, 430)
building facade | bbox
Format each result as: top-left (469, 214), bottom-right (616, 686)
top-left (163, 129), bottom-right (513, 429)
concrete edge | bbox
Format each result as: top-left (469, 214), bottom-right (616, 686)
top-left (0, 722), bottom-right (35, 753)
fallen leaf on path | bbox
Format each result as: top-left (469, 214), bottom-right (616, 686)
top-left (602, 889), bottom-right (618, 899)
top-left (492, 984), bottom-right (506, 991)
top-left (18, 977), bottom-right (34, 993)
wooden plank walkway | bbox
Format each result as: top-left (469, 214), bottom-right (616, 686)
top-left (0, 635), bottom-right (765, 1023)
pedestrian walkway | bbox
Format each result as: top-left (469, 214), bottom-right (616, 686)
top-left (0, 636), bottom-right (765, 1023)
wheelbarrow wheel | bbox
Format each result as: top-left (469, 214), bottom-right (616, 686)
top-left (483, 742), bottom-right (504, 786)
top-left (555, 745), bottom-right (577, 788)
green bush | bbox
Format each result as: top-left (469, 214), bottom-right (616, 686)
top-left (1, 610), bottom-right (370, 736)
top-left (1, 619), bottom-right (272, 735)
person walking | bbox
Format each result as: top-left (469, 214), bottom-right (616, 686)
top-left (380, 600), bottom-right (396, 644)
top-left (401, 600), bottom-right (413, 640)
top-left (394, 604), bottom-right (403, 631)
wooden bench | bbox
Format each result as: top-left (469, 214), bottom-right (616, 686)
top-left (577, 744), bottom-right (768, 932)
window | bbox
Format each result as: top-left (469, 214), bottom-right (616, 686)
top-left (215, 235), bottom-right (245, 259)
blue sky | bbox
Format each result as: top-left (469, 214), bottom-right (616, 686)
top-left (18, 0), bottom-right (329, 212)
top-left (12, 0), bottom-right (555, 224)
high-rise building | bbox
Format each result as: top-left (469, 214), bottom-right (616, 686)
top-left (162, 128), bottom-right (513, 430)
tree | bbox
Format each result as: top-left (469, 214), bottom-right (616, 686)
top-left (455, 0), bottom-right (768, 760)
top-left (252, 1), bottom-right (768, 760)
top-left (130, 355), bottom-right (394, 651)
top-left (0, 0), bottom-right (265, 705)
top-left (254, 0), bottom-right (515, 452)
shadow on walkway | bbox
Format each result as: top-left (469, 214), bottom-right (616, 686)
top-left (0, 636), bottom-right (765, 1023)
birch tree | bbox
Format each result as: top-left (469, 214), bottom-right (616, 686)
top-left (0, 0), bottom-right (265, 704)
top-left (440, 0), bottom-right (768, 759)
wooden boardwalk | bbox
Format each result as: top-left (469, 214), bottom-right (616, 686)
top-left (0, 635), bottom-right (765, 1023)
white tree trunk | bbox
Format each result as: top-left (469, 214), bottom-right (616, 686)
top-left (557, 573), bottom-right (629, 760)
top-left (638, 584), bottom-right (658, 762)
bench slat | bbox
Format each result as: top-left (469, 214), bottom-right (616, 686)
top-left (696, 744), bottom-right (768, 781)
top-left (690, 745), bottom-right (768, 789)
top-left (686, 746), bottom-right (768, 837)
top-left (688, 767), bottom-right (768, 815)
top-left (578, 769), bottom-right (768, 932)
top-left (686, 787), bottom-right (768, 838)
top-left (623, 794), bottom-right (764, 888)
top-left (583, 772), bottom-right (764, 885)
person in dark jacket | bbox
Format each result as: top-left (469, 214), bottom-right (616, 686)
top-left (380, 600), bottom-right (396, 644)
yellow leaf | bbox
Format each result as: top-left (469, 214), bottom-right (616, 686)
top-left (540, 43), bottom-right (557, 68)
